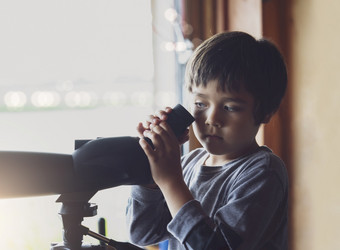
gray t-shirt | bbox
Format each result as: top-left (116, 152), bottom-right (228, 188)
top-left (126, 146), bottom-right (288, 250)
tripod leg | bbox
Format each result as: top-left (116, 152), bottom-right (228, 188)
top-left (98, 218), bottom-right (106, 246)
top-left (81, 226), bottom-right (144, 250)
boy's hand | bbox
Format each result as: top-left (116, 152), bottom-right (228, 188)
top-left (138, 108), bottom-right (194, 217)
top-left (139, 121), bottom-right (183, 187)
top-left (137, 107), bottom-right (189, 145)
top-left (136, 107), bottom-right (171, 137)
top-left (139, 120), bottom-right (194, 217)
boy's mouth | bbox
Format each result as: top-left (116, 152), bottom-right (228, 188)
top-left (204, 134), bottom-right (223, 140)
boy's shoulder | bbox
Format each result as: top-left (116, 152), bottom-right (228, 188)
top-left (236, 146), bottom-right (288, 189)
top-left (250, 146), bottom-right (286, 173)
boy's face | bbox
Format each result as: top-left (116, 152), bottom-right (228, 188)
top-left (189, 80), bottom-right (260, 164)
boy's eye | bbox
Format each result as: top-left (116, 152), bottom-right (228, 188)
top-left (194, 102), bottom-right (206, 108)
top-left (224, 105), bottom-right (241, 112)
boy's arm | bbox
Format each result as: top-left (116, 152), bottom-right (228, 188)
top-left (126, 185), bottom-right (172, 246)
top-left (140, 122), bottom-right (232, 250)
top-left (127, 108), bottom-right (193, 246)
top-left (139, 121), bottom-right (194, 217)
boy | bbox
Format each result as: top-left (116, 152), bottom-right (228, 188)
top-left (126, 31), bottom-right (288, 250)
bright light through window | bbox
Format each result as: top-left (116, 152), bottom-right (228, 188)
top-left (0, 0), bottom-right (182, 248)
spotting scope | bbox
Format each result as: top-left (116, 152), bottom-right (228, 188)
top-left (0, 104), bottom-right (195, 198)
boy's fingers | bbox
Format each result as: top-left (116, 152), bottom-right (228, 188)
top-left (155, 107), bottom-right (172, 121)
top-left (178, 129), bottom-right (190, 144)
top-left (164, 106), bottom-right (172, 113)
top-left (154, 110), bottom-right (167, 121)
top-left (152, 125), bottom-right (170, 142)
top-left (136, 122), bottom-right (146, 137)
top-left (158, 122), bottom-right (179, 146)
top-left (144, 127), bottom-right (166, 150)
top-left (139, 138), bottom-right (155, 158)
top-left (147, 115), bottom-right (158, 125)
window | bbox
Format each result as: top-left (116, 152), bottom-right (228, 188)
top-left (0, 0), bottom-right (190, 248)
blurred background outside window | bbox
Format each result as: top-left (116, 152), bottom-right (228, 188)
top-left (0, 0), bottom-right (192, 249)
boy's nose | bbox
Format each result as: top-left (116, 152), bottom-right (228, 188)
top-left (205, 108), bottom-right (222, 127)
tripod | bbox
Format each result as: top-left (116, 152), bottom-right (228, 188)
top-left (51, 192), bottom-right (143, 250)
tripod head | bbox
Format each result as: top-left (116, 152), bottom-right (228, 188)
top-left (51, 192), bottom-right (99, 250)
top-left (50, 192), bottom-right (143, 250)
